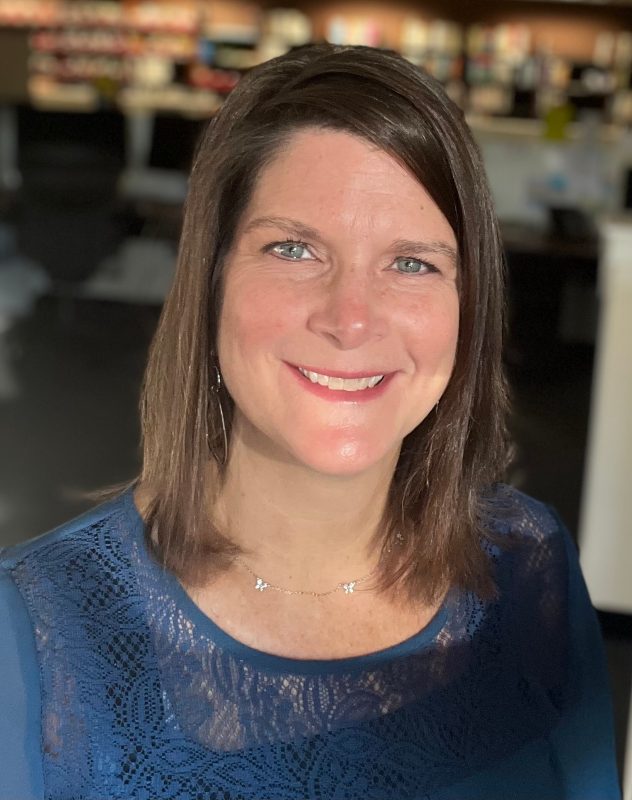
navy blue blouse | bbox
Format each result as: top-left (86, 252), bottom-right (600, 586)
top-left (0, 486), bottom-right (620, 799)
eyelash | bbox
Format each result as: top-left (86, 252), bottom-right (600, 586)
top-left (263, 239), bottom-right (308, 257)
top-left (264, 239), bottom-right (439, 275)
top-left (393, 256), bottom-right (439, 276)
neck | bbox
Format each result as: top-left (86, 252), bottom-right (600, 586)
top-left (211, 416), bottom-right (399, 592)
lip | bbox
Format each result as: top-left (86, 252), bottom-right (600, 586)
top-left (285, 363), bottom-right (396, 402)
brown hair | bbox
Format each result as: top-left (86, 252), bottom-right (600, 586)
top-left (137, 43), bottom-right (510, 604)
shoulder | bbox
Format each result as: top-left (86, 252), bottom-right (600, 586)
top-left (483, 482), bottom-right (562, 543)
top-left (481, 485), bottom-right (583, 660)
top-left (0, 487), bottom-right (145, 680)
top-left (0, 566), bottom-right (44, 798)
top-left (0, 489), bottom-right (142, 618)
top-left (480, 484), bottom-right (577, 620)
top-left (481, 483), bottom-right (571, 571)
top-left (0, 488), bottom-right (140, 574)
top-left (0, 490), bottom-right (139, 799)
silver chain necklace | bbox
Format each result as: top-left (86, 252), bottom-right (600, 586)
top-left (234, 532), bottom-right (404, 597)
top-left (235, 556), bottom-right (378, 596)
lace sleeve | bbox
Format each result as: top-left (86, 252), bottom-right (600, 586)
top-left (546, 510), bottom-right (621, 799)
top-left (0, 564), bottom-right (44, 800)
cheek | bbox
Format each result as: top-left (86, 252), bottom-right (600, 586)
top-left (441, 300), bottom-right (461, 354)
top-left (402, 289), bottom-right (460, 365)
top-left (218, 276), bottom-right (298, 365)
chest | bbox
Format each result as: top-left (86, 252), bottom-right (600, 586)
top-left (36, 587), bottom-right (563, 800)
top-left (187, 573), bottom-right (440, 659)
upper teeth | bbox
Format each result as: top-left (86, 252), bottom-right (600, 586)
top-left (298, 368), bottom-right (384, 391)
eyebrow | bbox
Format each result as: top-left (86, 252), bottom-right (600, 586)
top-left (242, 215), bottom-right (458, 263)
top-left (389, 238), bottom-right (458, 263)
top-left (243, 216), bottom-right (325, 244)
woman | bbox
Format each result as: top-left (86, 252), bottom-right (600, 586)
top-left (0, 44), bottom-right (620, 799)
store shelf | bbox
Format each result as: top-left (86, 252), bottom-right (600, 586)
top-left (117, 85), bottom-right (221, 118)
top-left (28, 76), bottom-right (100, 111)
top-left (3, 0), bottom-right (632, 131)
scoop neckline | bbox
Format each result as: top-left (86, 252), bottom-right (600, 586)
top-left (121, 487), bottom-right (451, 676)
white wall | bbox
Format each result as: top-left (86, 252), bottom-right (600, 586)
top-left (578, 217), bottom-right (632, 800)
top-left (470, 117), bottom-right (626, 224)
top-left (579, 218), bottom-right (632, 614)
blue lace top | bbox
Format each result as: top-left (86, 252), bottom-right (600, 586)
top-left (0, 486), bottom-right (620, 800)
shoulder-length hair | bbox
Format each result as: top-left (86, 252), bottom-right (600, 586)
top-left (138, 43), bottom-right (510, 605)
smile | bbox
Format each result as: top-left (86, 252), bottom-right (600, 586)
top-left (297, 367), bottom-right (384, 392)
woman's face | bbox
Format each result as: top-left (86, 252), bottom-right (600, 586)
top-left (218, 128), bottom-right (459, 476)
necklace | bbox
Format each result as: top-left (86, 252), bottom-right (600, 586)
top-left (235, 556), bottom-right (380, 597)
top-left (234, 532), bottom-right (404, 598)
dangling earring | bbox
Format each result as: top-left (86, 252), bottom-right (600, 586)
top-left (210, 364), bottom-right (228, 466)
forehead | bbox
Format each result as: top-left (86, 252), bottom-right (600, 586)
top-left (242, 128), bottom-right (455, 245)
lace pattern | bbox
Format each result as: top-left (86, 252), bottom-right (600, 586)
top-left (2, 486), bottom-right (572, 800)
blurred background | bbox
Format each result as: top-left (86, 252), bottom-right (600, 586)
top-left (0, 0), bottom-right (630, 792)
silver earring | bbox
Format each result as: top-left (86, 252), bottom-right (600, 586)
top-left (386, 531), bottom-right (405, 554)
top-left (211, 364), bottom-right (228, 465)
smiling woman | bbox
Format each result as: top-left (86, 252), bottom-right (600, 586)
top-left (0, 44), bottom-right (620, 799)
top-left (142, 45), bottom-right (507, 612)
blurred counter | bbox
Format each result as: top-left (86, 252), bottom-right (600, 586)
top-left (501, 220), bottom-right (599, 261)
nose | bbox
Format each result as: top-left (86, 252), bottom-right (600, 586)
top-left (306, 265), bottom-right (387, 350)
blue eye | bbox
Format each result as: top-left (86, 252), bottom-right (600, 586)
top-left (393, 257), bottom-right (433, 275)
top-left (272, 241), bottom-right (312, 260)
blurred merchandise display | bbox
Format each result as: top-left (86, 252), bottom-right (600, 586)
top-left (25, 2), bottom-right (202, 92)
top-left (258, 8), bottom-right (310, 63)
top-left (204, 0), bottom-right (260, 44)
top-left (187, 63), bottom-right (239, 94)
top-left (400, 17), bottom-right (463, 86)
top-left (0, 0), bottom-right (58, 27)
top-left (325, 15), bottom-right (380, 48)
top-left (466, 23), bottom-right (533, 116)
top-left (0, 0), bottom-right (631, 149)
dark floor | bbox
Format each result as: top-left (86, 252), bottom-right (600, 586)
top-left (0, 296), bottom-right (156, 543)
top-left (0, 196), bottom-right (630, 787)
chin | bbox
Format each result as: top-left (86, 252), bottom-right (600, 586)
top-left (287, 432), bottom-right (397, 478)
